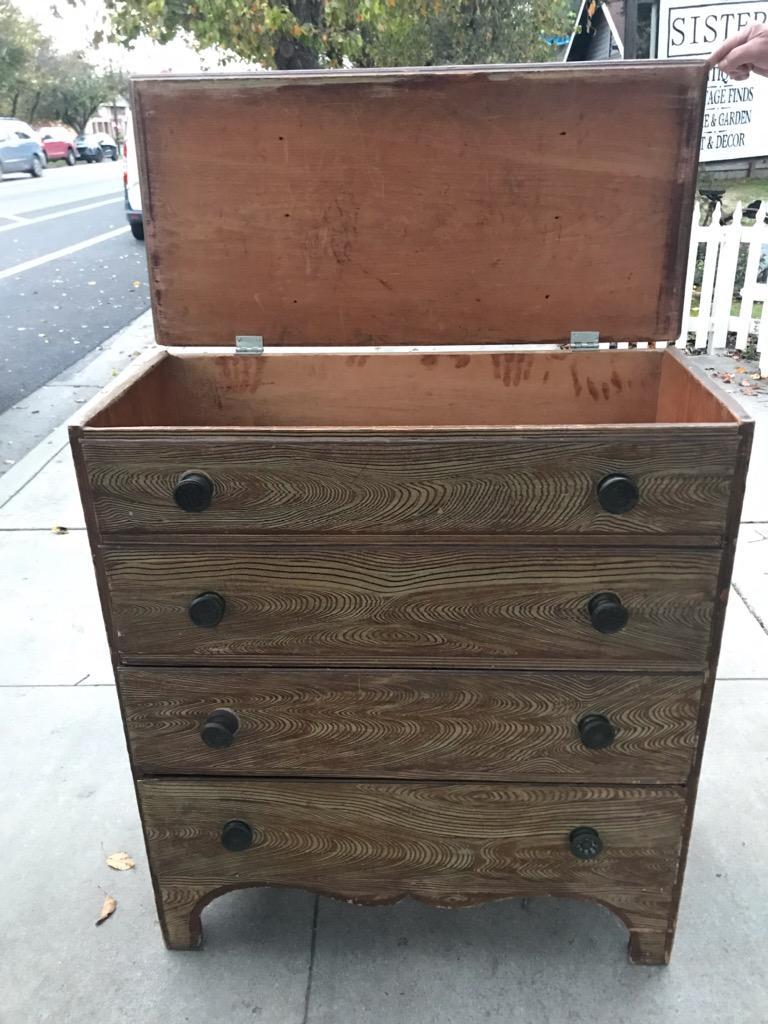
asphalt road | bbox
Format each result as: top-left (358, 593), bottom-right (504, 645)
top-left (0, 160), bottom-right (149, 414)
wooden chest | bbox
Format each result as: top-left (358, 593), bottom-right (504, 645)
top-left (70, 61), bottom-right (752, 965)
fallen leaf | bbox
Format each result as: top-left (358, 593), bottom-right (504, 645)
top-left (95, 894), bottom-right (117, 926)
top-left (51, 525), bottom-right (68, 535)
top-left (751, 373), bottom-right (761, 380)
top-left (106, 851), bottom-right (135, 871)
top-left (737, 367), bottom-right (746, 373)
top-left (131, 280), bottom-right (141, 288)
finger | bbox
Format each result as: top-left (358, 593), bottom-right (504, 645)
top-left (708, 25), bottom-right (753, 66)
top-left (719, 37), bottom-right (767, 73)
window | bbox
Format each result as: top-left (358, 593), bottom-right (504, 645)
top-left (15, 131), bottom-right (31, 140)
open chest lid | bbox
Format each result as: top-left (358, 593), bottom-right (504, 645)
top-left (132, 60), bottom-right (707, 348)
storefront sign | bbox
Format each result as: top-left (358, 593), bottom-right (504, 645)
top-left (658, 0), bottom-right (768, 160)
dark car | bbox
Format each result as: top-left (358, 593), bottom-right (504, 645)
top-left (75, 132), bottom-right (119, 162)
top-left (39, 126), bottom-right (77, 165)
top-left (0, 117), bottom-right (45, 180)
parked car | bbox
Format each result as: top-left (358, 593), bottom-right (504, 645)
top-left (0, 117), bottom-right (45, 180)
top-left (39, 126), bottom-right (77, 165)
top-left (123, 115), bottom-right (143, 241)
top-left (75, 132), bottom-right (119, 162)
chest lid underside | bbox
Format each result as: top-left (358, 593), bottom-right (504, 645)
top-left (132, 61), bottom-right (707, 348)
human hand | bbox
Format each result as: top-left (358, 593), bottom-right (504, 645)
top-left (709, 21), bottom-right (768, 79)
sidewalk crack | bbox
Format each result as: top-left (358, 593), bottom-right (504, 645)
top-left (733, 582), bottom-right (768, 637)
top-left (301, 896), bottom-right (319, 1024)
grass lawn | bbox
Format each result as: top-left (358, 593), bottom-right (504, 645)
top-left (697, 174), bottom-right (768, 214)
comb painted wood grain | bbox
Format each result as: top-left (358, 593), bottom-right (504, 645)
top-left (81, 427), bottom-right (736, 538)
top-left (137, 778), bottom-right (686, 949)
top-left (102, 545), bottom-right (719, 667)
top-left (120, 667), bottom-right (702, 782)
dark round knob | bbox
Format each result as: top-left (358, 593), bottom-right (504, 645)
top-left (578, 713), bottom-right (616, 750)
top-left (221, 820), bottom-right (253, 852)
top-left (174, 471), bottom-right (213, 513)
top-left (188, 591), bottom-right (226, 628)
top-left (588, 592), bottom-right (629, 634)
top-left (569, 827), bottom-right (603, 860)
top-left (201, 708), bottom-right (240, 749)
top-left (597, 474), bottom-right (639, 515)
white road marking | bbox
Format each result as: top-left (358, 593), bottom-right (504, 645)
top-left (0, 225), bottom-right (130, 281)
top-left (0, 196), bottom-right (122, 235)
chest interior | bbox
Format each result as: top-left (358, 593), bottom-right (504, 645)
top-left (84, 348), bottom-right (736, 429)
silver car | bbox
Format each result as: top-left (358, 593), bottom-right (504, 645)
top-left (0, 118), bottom-right (45, 180)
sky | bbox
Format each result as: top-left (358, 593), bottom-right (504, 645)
top-left (14, 0), bottom-right (247, 73)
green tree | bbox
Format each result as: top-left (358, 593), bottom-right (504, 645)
top-left (19, 43), bottom-right (66, 123)
top-left (37, 61), bottom-right (128, 134)
top-left (366, 0), bottom-right (572, 67)
top-left (100, 0), bottom-right (570, 70)
top-left (0, 0), bottom-right (47, 115)
top-left (0, 2), bottom-right (126, 130)
top-left (100, 0), bottom-right (369, 69)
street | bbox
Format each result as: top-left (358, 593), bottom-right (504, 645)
top-left (0, 160), bottom-right (149, 414)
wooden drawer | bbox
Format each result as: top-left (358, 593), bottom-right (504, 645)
top-left (103, 545), bottom-right (719, 668)
top-left (80, 429), bottom-right (736, 540)
top-left (138, 778), bottom-right (686, 946)
top-left (120, 667), bottom-right (702, 783)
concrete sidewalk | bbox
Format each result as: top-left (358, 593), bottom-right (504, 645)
top-left (1, 319), bottom-right (767, 1024)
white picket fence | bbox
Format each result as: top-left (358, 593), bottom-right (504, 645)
top-left (586, 200), bottom-right (767, 373)
top-left (677, 200), bottom-right (768, 375)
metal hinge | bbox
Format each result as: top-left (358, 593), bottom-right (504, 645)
top-left (235, 335), bottom-right (264, 354)
top-left (570, 331), bottom-right (600, 351)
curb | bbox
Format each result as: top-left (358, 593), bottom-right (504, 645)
top-left (0, 310), bottom-right (154, 504)
top-left (0, 425), bottom-right (70, 510)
